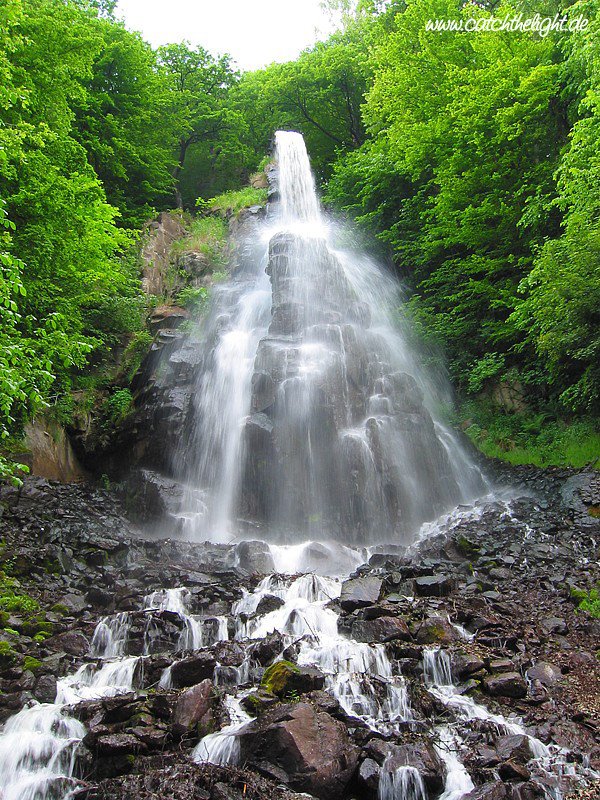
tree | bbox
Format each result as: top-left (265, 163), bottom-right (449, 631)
top-left (157, 42), bottom-right (237, 208)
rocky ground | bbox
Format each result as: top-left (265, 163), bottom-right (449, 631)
top-left (0, 466), bottom-right (598, 800)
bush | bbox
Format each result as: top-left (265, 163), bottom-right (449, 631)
top-left (171, 217), bottom-right (227, 267)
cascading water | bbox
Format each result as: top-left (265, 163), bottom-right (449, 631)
top-left (176, 130), bottom-right (486, 544)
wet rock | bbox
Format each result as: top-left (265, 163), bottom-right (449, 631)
top-left (260, 660), bottom-right (325, 698)
top-left (235, 540), bottom-right (275, 575)
top-left (171, 679), bottom-right (215, 738)
top-left (351, 615), bottom-right (410, 643)
top-left (483, 672), bottom-right (527, 699)
top-left (452, 652), bottom-right (485, 680)
top-left (47, 631), bottom-right (90, 656)
top-left (170, 653), bottom-right (216, 688)
top-left (33, 673), bottom-right (57, 703)
top-left (464, 784), bottom-right (508, 800)
top-left (498, 761), bottom-right (531, 782)
top-left (414, 574), bottom-right (455, 597)
top-left (357, 757), bottom-right (380, 795)
top-left (255, 594), bottom-right (285, 616)
top-left (339, 577), bottom-right (382, 611)
top-left (238, 702), bottom-right (359, 799)
top-left (414, 615), bottom-right (457, 645)
top-left (494, 735), bottom-right (533, 763)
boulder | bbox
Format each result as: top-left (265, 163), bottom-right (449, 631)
top-left (483, 672), bottom-right (527, 699)
top-left (171, 679), bottom-right (215, 738)
top-left (170, 653), bottom-right (216, 688)
top-left (235, 540), bottom-right (276, 575)
top-left (413, 574), bottom-right (455, 597)
top-left (339, 577), bottom-right (382, 611)
top-left (260, 661), bottom-right (325, 698)
top-left (464, 784), bottom-right (508, 800)
top-left (351, 616), bottom-right (410, 644)
top-left (525, 662), bottom-right (561, 687)
top-left (238, 702), bottom-right (359, 799)
top-left (494, 735), bottom-right (534, 764)
top-left (414, 616), bottom-right (457, 645)
top-left (365, 740), bottom-right (445, 794)
top-left (49, 631), bottom-right (90, 656)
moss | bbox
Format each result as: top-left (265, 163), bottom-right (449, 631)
top-left (21, 617), bottom-right (53, 637)
top-left (51, 603), bottom-right (69, 615)
top-left (456, 535), bottom-right (480, 557)
top-left (0, 640), bottom-right (17, 666)
top-left (23, 656), bottom-right (42, 672)
top-left (260, 660), bottom-right (300, 696)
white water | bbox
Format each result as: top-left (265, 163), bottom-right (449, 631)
top-left (0, 583), bottom-right (231, 800)
top-left (176, 129), bottom-right (487, 544)
top-left (378, 764), bottom-right (427, 800)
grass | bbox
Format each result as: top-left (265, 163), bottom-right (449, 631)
top-left (202, 187), bottom-right (268, 215)
top-left (171, 217), bottom-right (228, 265)
top-left (456, 399), bottom-right (600, 469)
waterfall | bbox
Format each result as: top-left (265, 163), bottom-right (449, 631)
top-left (176, 129), bottom-right (486, 544)
top-left (378, 764), bottom-right (427, 800)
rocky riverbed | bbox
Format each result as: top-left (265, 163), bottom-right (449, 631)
top-left (0, 466), bottom-right (598, 800)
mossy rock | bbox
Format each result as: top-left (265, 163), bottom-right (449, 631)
top-left (456, 535), bottom-right (480, 557)
top-left (260, 660), bottom-right (300, 696)
top-left (0, 640), bottom-right (17, 667)
top-left (21, 617), bottom-right (53, 638)
top-left (23, 656), bottom-right (42, 672)
top-left (260, 660), bottom-right (325, 698)
top-left (240, 689), bottom-right (279, 715)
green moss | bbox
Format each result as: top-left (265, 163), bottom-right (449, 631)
top-left (456, 535), bottom-right (480, 557)
top-left (51, 603), bottom-right (69, 615)
top-left (0, 640), bottom-right (17, 666)
top-left (576, 588), bottom-right (600, 619)
top-left (23, 656), bottom-right (42, 672)
top-left (21, 618), bottom-right (53, 637)
top-left (260, 660), bottom-right (300, 696)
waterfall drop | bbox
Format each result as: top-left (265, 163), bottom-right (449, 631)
top-left (176, 130), bottom-right (486, 545)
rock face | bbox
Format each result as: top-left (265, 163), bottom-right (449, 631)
top-left (238, 702), bottom-right (359, 799)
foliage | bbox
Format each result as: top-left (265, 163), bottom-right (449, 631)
top-left (458, 399), bottom-right (600, 468)
top-left (202, 188), bottom-right (268, 215)
top-left (121, 330), bottom-right (154, 382)
top-left (176, 286), bottom-right (209, 313)
top-left (102, 389), bottom-right (134, 425)
top-left (570, 586), bottom-right (600, 618)
top-left (172, 216), bottom-right (228, 265)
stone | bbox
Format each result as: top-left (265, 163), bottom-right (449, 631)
top-left (357, 757), bottom-right (380, 795)
top-left (171, 679), bottom-right (215, 738)
top-left (238, 702), bottom-right (359, 799)
top-left (452, 652), bottom-right (485, 679)
top-left (540, 617), bottom-right (567, 635)
top-left (464, 784), bottom-right (508, 800)
top-left (170, 653), bottom-right (216, 688)
top-left (255, 594), bottom-right (285, 616)
top-left (373, 742), bottom-right (445, 795)
top-left (494, 735), bottom-right (534, 763)
top-left (351, 615), bottom-right (411, 643)
top-left (34, 673), bottom-right (57, 703)
top-left (499, 761), bottom-right (531, 782)
top-left (95, 732), bottom-right (144, 755)
top-left (483, 672), bottom-right (527, 699)
top-left (413, 574), bottom-right (455, 597)
top-left (414, 616), bottom-right (457, 645)
top-left (260, 661), bottom-right (325, 698)
top-left (235, 540), bottom-right (276, 575)
top-left (525, 662), bottom-right (561, 687)
top-left (339, 577), bottom-right (382, 611)
top-left (48, 631), bottom-right (90, 656)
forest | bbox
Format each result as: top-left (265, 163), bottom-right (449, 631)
top-left (1, 0), bottom-right (599, 481)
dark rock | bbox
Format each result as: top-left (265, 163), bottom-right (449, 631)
top-left (464, 784), bottom-right (508, 800)
top-left (47, 631), bottom-right (89, 656)
top-left (260, 661), bottom-right (325, 698)
top-left (171, 679), bottom-right (215, 738)
top-left (413, 574), bottom-right (454, 597)
top-left (255, 594), bottom-right (285, 616)
top-left (499, 761), bottom-right (531, 782)
top-left (235, 540), bottom-right (275, 575)
top-left (238, 701), bottom-right (359, 799)
top-left (494, 735), bottom-right (533, 763)
top-left (414, 616), bottom-right (457, 645)
top-left (351, 615), bottom-right (410, 643)
top-left (34, 673), bottom-right (57, 703)
top-left (357, 757), bottom-right (380, 795)
top-left (170, 653), bottom-right (216, 688)
top-left (483, 672), bottom-right (527, 699)
top-left (339, 577), bottom-right (382, 611)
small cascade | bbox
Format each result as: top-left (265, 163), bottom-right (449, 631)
top-left (193, 696), bottom-right (251, 766)
top-left (423, 647), bottom-right (453, 688)
top-left (378, 764), bottom-right (427, 800)
top-left (90, 612), bottom-right (131, 658)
